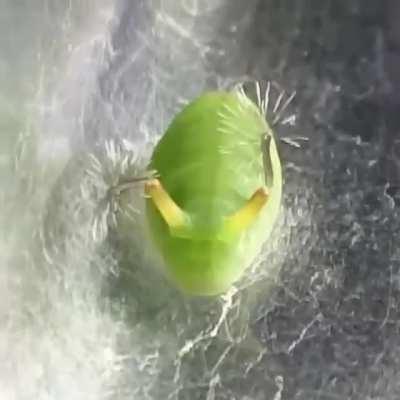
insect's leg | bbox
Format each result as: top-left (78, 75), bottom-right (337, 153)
top-left (261, 133), bottom-right (274, 188)
top-left (144, 179), bottom-right (188, 230)
top-left (279, 136), bottom-right (309, 148)
top-left (222, 188), bottom-right (269, 236)
top-left (109, 176), bottom-right (153, 197)
top-left (107, 176), bottom-right (154, 214)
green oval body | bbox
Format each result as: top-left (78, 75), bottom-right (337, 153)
top-left (146, 90), bottom-right (282, 296)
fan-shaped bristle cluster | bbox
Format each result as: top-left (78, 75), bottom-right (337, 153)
top-left (233, 80), bottom-right (297, 127)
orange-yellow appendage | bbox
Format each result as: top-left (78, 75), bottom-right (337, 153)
top-left (145, 179), bottom-right (187, 229)
top-left (223, 187), bottom-right (269, 235)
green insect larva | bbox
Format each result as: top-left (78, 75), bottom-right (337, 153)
top-left (145, 89), bottom-right (282, 296)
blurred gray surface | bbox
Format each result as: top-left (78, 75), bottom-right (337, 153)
top-left (1, 1), bottom-right (400, 399)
